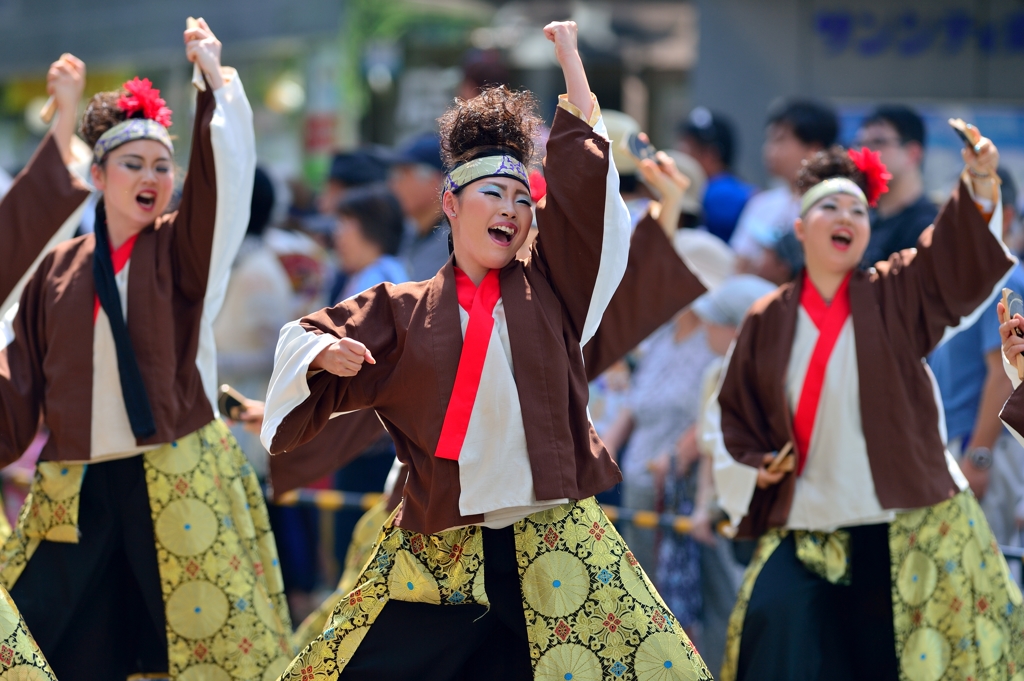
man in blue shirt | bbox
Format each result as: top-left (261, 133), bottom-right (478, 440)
top-left (929, 168), bottom-right (1024, 545)
top-left (678, 107), bottom-right (755, 243)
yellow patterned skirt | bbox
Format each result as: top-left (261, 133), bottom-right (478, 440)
top-left (720, 492), bottom-right (1024, 681)
top-left (0, 420), bottom-right (295, 680)
top-left (280, 496), bottom-right (712, 680)
top-left (291, 498), bottom-right (391, 652)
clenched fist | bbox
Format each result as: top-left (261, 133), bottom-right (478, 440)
top-left (311, 337), bottom-right (376, 377)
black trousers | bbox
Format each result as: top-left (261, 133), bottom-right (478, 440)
top-left (736, 524), bottom-right (899, 681)
top-left (10, 456), bottom-right (168, 681)
top-left (340, 525), bottom-right (533, 681)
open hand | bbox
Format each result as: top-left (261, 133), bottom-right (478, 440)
top-left (756, 453), bottom-right (786, 489)
top-left (311, 337), bottom-right (376, 377)
top-left (47, 54), bottom-right (86, 113)
top-left (184, 18), bottom-right (224, 90)
top-left (998, 301), bottom-right (1024, 369)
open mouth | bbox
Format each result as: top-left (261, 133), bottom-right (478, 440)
top-left (487, 222), bottom-right (517, 246)
top-left (831, 230), bottom-right (853, 251)
top-left (136, 191), bottom-right (157, 211)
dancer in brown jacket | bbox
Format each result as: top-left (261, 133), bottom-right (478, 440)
top-left (0, 22), bottom-right (293, 680)
top-left (264, 21), bottom-right (712, 681)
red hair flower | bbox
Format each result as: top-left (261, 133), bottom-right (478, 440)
top-left (528, 169), bottom-right (547, 203)
top-left (848, 147), bottom-right (891, 207)
top-left (118, 77), bottom-right (173, 128)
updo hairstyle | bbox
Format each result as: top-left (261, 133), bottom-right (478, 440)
top-left (796, 145), bottom-right (870, 196)
top-left (437, 86), bottom-right (542, 173)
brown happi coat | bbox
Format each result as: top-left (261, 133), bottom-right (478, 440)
top-left (268, 109), bottom-right (702, 535)
top-left (717, 180), bottom-right (1013, 537)
top-left (0, 87), bottom-right (220, 464)
top-left (267, 213), bottom-right (706, 500)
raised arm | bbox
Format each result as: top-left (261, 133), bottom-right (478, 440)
top-left (1, 55), bottom-right (90, 314)
top-left (261, 283), bottom-right (401, 455)
top-left (875, 135), bottom-right (1014, 357)
top-left (529, 22), bottom-right (631, 346)
top-left (171, 19), bottom-right (255, 305)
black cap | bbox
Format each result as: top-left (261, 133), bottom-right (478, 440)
top-left (390, 133), bottom-right (444, 172)
top-left (329, 148), bottom-right (390, 186)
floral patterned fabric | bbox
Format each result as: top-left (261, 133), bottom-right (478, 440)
top-left (280, 497), bottom-right (712, 680)
top-left (0, 589), bottom-right (57, 680)
top-left (720, 492), bottom-right (1024, 681)
top-left (0, 420), bottom-right (294, 680)
top-left (291, 499), bottom-right (391, 652)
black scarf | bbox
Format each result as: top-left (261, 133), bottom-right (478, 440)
top-left (93, 201), bottom-right (157, 439)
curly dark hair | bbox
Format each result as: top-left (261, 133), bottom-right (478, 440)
top-left (79, 91), bottom-right (129, 151)
top-left (796, 145), bottom-right (869, 195)
top-left (437, 86), bottom-right (541, 171)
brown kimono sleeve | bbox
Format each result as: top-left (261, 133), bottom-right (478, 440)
top-left (582, 215), bottom-right (706, 377)
top-left (267, 409), bottom-right (388, 498)
top-left (530, 106), bottom-right (620, 340)
top-left (0, 256), bottom-right (52, 466)
top-left (0, 132), bottom-right (90, 304)
top-left (716, 297), bottom-right (799, 537)
top-left (873, 178), bottom-right (1014, 358)
top-left (168, 85), bottom-right (218, 303)
top-left (266, 282), bottom-right (402, 455)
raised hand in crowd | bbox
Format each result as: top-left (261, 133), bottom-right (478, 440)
top-left (46, 53), bottom-right (85, 165)
top-left (184, 17), bottom-right (225, 90)
top-left (637, 140), bottom-right (692, 238)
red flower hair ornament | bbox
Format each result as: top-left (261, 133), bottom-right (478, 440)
top-left (848, 147), bottom-right (891, 207)
top-left (117, 78), bottom-right (173, 128)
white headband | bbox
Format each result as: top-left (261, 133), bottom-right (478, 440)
top-left (800, 177), bottom-right (867, 217)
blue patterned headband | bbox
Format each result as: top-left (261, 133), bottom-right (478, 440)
top-left (93, 118), bottom-right (174, 162)
top-left (443, 154), bottom-right (530, 195)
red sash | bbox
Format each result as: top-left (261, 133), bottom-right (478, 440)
top-left (92, 233), bottom-right (139, 323)
top-left (792, 272), bottom-right (852, 475)
top-left (434, 268), bottom-right (501, 460)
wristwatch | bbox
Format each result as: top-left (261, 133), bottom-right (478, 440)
top-left (966, 446), bottom-right (994, 471)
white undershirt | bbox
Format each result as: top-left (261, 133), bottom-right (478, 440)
top-left (455, 299), bottom-right (568, 526)
top-left (783, 309), bottom-right (893, 530)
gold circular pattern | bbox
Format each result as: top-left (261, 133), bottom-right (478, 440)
top-left (0, 593), bottom-right (23, 641)
top-left (145, 432), bottom-right (202, 474)
top-left (896, 550), bottom-right (938, 606)
top-left (535, 643), bottom-right (603, 681)
top-left (177, 664), bottom-right (231, 681)
top-left (619, 553), bottom-right (657, 607)
top-left (388, 550), bottom-right (441, 605)
top-left (635, 632), bottom-right (693, 681)
top-left (155, 499), bottom-right (218, 557)
top-left (166, 580), bottom-right (230, 640)
top-left (262, 657), bottom-right (292, 681)
top-left (974, 616), bottom-right (1004, 668)
top-left (899, 627), bottom-right (949, 681)
top-left (521, 551), bottom-right (590, 617)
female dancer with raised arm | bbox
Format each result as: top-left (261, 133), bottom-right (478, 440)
top-left (0, 21), bottom-right (293, 680)
top-left (263, 21), bottom-right (712, 681)
top-left (710, 140), bottom-right (1024, 680)
top-left (0, 52), bottom-right (95, 681)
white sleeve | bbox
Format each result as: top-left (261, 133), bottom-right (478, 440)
top-left (1003, 352), bottom-right (1023, 389)
top-left (260, 321), bottom-right (338, 451)
top-left (702, 344), bottom-right (760, 530)
top-left (194, 70), bottom-right (257, 414)
top-left (579, 113), bottom-right (632, 347)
